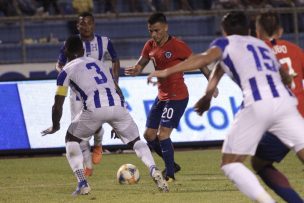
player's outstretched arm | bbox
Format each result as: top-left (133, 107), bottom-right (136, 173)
top-left (41, 95), bottom-right (65, 136)
top-left (194, 63), bottom-right (224, 116)
top-left (199, 63), bottom-right (220, 98)
top-left (147, 47), bottom-right (222, 83)
top-left (125, 56), bottom-right (149, 76)
top-left (279, 67), bottom-right (292, 86)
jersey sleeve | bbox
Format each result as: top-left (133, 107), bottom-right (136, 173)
top-left (56, 70), bottom-right (69, 96)
top-left (141, 41), bottom-right (152, 59)
top-left (209, 37), bottom-right (229, 53)
top-left (301, 51), bottom-right (304, 80)
top-left (107, 38), bottom-right (119, 61)
top-left (57, 42), bottom-right (67, 65)
top-left (176, 40), bottom-right (192, 59)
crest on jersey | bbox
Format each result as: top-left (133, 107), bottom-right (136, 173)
top-left (164, 51), bottom-right (172, 59)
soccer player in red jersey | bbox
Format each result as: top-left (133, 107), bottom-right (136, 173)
top-left (125, 12), bottom-right (212, 181)
top-left (251, 11), bottom-right (304, 203)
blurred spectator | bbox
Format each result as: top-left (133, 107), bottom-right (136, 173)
top-left (268, 0), bottom-right (294, 33)
top-left (149, 0), bottom-right (192, 11)
top-left (175, 0), bottom-right (193, 10)
top-left (146, 0), bottom-right (157, 11)
top-left (215, 0), bottom-right (243, 9)
top-left (37, 0), bottom-right (62, 15)
top-left (17, 0), bottom-right (40, 16)
top-left (104, 0), bottom-right (117, 13)
top-left (199, 0), bottom-right (213, 10)
top-left (129, 0), bottom-right (143, 12)
top-left (268, 0), bottom-right (294, 7)
top-left (0, 0), bottom-right (18, 16)
top-left (70, 0), bottom-right (94, 34)
top-left (293, 0), bottom-right (304, 31)
top-left (72, 0), bottom-right (94, 14)
top-left (242, 0), bottom-right (271, 8)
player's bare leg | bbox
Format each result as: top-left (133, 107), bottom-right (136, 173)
top-left (251, 156), bottom-right (303, 203)
top-left (296, 148), bottom-right (304, 164)
top-left (92, 127), bottom-right (104, 164)
top-left (128, 137), bottom-right (169, 192)
top-left (221, 154), bottom-right (275, 203)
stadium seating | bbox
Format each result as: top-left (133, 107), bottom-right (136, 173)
top-left (0, 13), bottom-right (303, 64)
top-left (0, 15), bottom-right (218, 63)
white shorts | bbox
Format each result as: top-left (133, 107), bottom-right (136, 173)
top-left (67, 106), bottom-right (139, 144)
top-left (222, 97), bottom-right (304, 155)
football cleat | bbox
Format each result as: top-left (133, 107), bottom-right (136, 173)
top-left (162, 162), bottom-right (181, 177)
top-left (165, 175), bottom-right (176, 183)
top-left (152, 169), bottom-right (169, 192)
top-left (84, 167), bottom-right (93, 177)
top-left (92, 145), bottom-right (102, 164)
top-left (72, 180), bottom-right (91, 196)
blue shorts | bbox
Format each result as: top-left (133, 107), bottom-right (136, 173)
top-left (146, 97), bottom-right (188, 129)
top-left (255, 132), bottom-right (290, 163)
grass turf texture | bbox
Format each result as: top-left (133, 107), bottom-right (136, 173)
top-left (0, 149), bottom-right (302, 203)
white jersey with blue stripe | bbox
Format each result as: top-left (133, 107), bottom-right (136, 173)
top-left (210, 35), bottom-right (296, 106)
top-left (57, 56), bottom-right (123, 110)
top-left (83, 35), bottom-right (115, 62)
top-left (57, 34), bottom-right (118, 65)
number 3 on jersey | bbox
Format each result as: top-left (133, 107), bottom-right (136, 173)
top-left (86, 62), bottom-right (108, 84)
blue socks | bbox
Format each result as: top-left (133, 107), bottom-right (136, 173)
top-left (147, 138), bottom-right (163, 158)
top-left (159, 138), bottom-right (174, 178)
top-left (257, 165), bottom-right (303, 203)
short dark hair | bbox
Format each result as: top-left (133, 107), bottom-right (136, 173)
top-left (256, 11), bottom-right (280, 37)
top-left (221, 11), bottom-right (249, 36)
top-left (148, 12), bottom-right (167, 24)
top-left (65, 35), bottom-right (83, 55)
top-left (78, 12), bottom-right (94, 21)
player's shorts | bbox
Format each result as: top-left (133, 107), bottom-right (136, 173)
top-left (255, 132), bottom-right (290, 163)
top-left (68, 106), bottom-right (139, 144)
top-left (146, 97), bottom-right (188, 129)
top-left (222, 98), bottom-right (304, 155)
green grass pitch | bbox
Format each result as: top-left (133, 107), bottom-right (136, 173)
top-left (0, 149), bottom-right (302, 203)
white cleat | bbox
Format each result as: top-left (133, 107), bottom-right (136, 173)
top-left (152, 169), bottom-right (169, 192)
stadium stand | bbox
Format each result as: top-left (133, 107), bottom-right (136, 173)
top-left (0, 14), bottom-right (218, 63)
top-left (0, 7), bottom-right (303, 64)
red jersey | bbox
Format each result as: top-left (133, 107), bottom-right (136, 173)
top-left (265, 39), bottom-right (304, 116)
top-left (141, 36), bottom-right (192, 100)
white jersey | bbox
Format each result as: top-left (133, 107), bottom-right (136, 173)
top-left (57, 34), bottom-right (118, 66)
top-left (57, 56), bottom-right (123, 111)
top-left (211, 35), bottom-right (297, 107)
top-left (82, 35), bottom-right (115, 62)
top-left (209, 35), bottom-right (304, 155)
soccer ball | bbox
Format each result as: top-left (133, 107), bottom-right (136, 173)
top-left (117, 164), bottom-right (140, 184)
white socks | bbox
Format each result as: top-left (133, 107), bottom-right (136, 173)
top-left (221, 162), bottom-right (275, 203)
top-left (79, 141), bottom-right (93, 169)
top-left (66, 141), bottom-right (83, 171)
top-left (133, 140), bottom-right (156, 171)
top-left (66, 141), bottom-right (85, 182)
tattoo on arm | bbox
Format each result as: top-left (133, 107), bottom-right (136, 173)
top-left (137, 57), bottom-right (150, 70)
